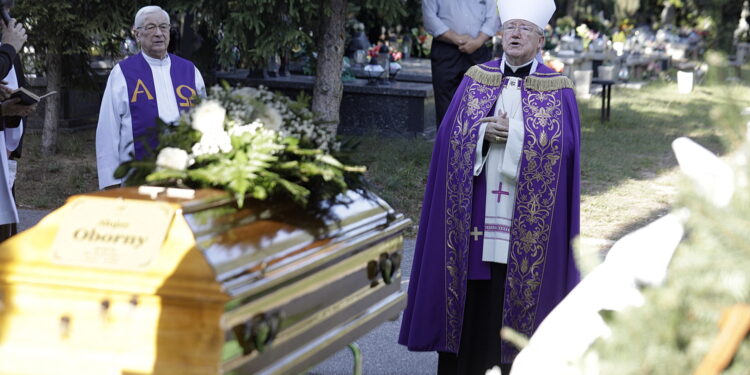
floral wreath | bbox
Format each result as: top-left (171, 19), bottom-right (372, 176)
top-left (115, 84), bottom-right (365, 208)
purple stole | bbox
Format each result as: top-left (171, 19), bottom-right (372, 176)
top-left (120, 53), bottom-right (197, 160)
top-left (399, 61), bottom-right (581, 363)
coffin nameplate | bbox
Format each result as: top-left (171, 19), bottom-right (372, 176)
top-left (51, 197), bottom-right (176, 270)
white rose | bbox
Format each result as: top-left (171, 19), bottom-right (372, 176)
top-left (229, 119), bottom-right (265, 137)
top-left (155, 147), bottom-right (190, 171)
top-left (234, 87), bottom-right (260, 98)
top-left (192, 131), bottom-right (233, 157)
top-left (260, 107), bottom-right (283, 132)
top-left (192, 100), bottom-right (226, 135)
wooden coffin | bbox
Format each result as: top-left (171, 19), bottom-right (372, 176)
top-left (0, 187), bottom-right (410, 374)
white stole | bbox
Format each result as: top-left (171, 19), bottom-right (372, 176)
top-left (0, 51), bottom-right (19, 224)
top-left (472, 57), bottom-right (537, 263)
top-left (3, 61), bottom-right (22, 189)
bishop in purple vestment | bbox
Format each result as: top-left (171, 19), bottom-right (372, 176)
top-left (399, 0), bottom-right (581, 372)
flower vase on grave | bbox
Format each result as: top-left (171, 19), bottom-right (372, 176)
top-left (618, 66), bottom-right (630, 82)
top-left (364, 60), bottom-right (385, 85)
top-left (279, 53), bottom-right (290, 77)
top-left (389, 62), bottom-right (401, 82)
top-left (346, 24), bottom-right (371, 63)
top-left (266, 54), bottom-right (280, 78)
top-left (353, 49), bottom-right (367, 68)
top-left (377, 45), bottom-right (391, 85)
top-left (598, 65), bottom-right (615, 81)
top-left (402, 34), bottom-right (411, 59)
top-left (590, 38), bottom-right (605, 53)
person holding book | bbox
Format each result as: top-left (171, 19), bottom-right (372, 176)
top-left (0, 0), bottom-right (36, 241)
top-left (96, 5), bottom-right (206, 190)
top-left (0, 79), bottom-right (34, 241)
top-left (0, 1), bottom-right (32, 120)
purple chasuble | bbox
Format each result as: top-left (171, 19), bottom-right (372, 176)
top-left (399, 61), bottom-right (581, 364)
top-left (120, 53), bottom-right (197, 160)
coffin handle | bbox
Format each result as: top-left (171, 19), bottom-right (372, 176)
top-left (233, 312), bottom-right (283, 355)
top-left (379, 254), bottom-right (392, 284)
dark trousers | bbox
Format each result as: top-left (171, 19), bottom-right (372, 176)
top-left (0, 184), bottom-right (18, 242)
top-left (0, 222), bottom-right (17, 242)
top-left (437, 262), bottom-right (513, 375)
top-left (430, 40), bottom-right (493, 129)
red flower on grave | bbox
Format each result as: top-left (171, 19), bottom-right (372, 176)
top-left (368, 45), bottom-right (381, 58)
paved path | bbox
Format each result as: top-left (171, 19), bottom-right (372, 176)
top-left (16, 209), bottom-right (437, 375)
top-left (309, 237), bottom-right (437, 375)
top-left (18, 208), bottom-right (50, 232)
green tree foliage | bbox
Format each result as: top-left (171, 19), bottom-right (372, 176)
top-left (14, 0), bottom-right (138, 155)
top-left (14, 1), bottom-right (135, 81)
top-left (170, 0), bottom-right (404, 70)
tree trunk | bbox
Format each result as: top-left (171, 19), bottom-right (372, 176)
top-left (42, 47), bottom-right (61, 156)
top-left (312, 0), bottom-right (347, 136)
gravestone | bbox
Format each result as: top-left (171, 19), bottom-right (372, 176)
top-left (573, 70), bottom-right (593, 99)
top-left (217, 72), bottom-right (435, 138)
top-left (350, 58), bottom-right (432, 84)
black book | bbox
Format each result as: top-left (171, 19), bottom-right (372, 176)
top-left (9, 87), bottom-right (57, 105)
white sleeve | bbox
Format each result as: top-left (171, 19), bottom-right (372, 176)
top-left (500, 118), bottom-right (524, 180)
top-left (422, 0), bottom-right (450, 37)
top-left (95, 65), bottom-right (127, 189)
top-left (4, 121), bottom-right (22, 152)
top-left (473, 121), bottom-right (490, 176)
top-left (194, 67), bottom-right (207, 98)
top-left (480, 0), bottom-right (501, 37)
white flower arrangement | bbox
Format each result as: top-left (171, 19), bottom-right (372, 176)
top-left (116, 84), bottom-right (364, 208)
top-left (191, 100), bottom-right (226, 135)
top-left (155, 147), bottom-right (191, 171)
top-left (217, 85), bottom-right (339, 153)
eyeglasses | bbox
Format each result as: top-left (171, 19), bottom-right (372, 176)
top-left (502, 23), bottom-right (542, 36)
top-left (137, 23), bottom-right (171, 33)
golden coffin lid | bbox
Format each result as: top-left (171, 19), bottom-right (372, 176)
top-left (0, 188), bottom-right (411, 374)
top-left (0, 187), bottom-right (410, 301)
top-left (179, 188), bottom-right (408, 303)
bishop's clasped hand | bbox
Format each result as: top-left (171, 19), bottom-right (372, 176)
top-left (480, 112), bottom-right (510, 143)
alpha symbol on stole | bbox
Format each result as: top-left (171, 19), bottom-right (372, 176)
top-left (130, 79), bottom-right (154, 103)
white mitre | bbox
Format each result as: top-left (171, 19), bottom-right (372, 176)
top-left (496, 0), bottom-right (556, 30)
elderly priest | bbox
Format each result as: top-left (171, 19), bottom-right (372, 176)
top-left (96, 5), bottom-right (206, 190)
top-left (399, 0), bottom-right (582, 373)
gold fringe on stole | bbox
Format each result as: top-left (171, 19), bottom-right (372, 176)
top-left (524, 75), bottom-right (575, 92)
top-left (465, 65), bottom-right (503, 86)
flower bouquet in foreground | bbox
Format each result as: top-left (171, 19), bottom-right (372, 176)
top-left (114, 84), bottom-right (366, 209)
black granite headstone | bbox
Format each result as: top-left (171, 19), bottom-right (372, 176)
top-left (216, 72), bottom-right (435, 138)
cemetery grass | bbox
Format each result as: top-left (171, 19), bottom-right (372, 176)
top-left (16, 128), bottom-right (98, 209)
top-left (14, 67), bottom-right (750, 243)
